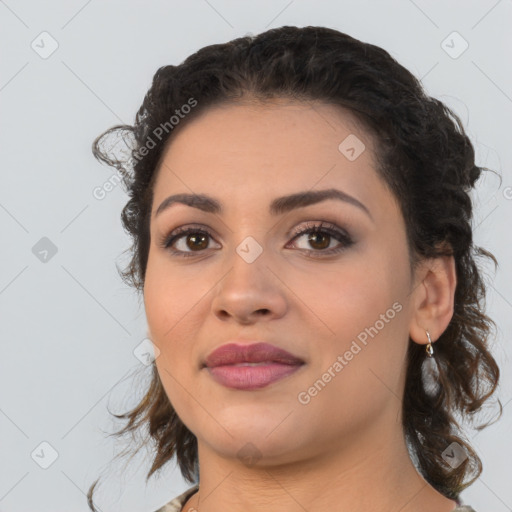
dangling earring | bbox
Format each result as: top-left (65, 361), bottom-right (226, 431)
top-left (425, 329), bottom-right (434, 357)
top-left (422, 329), bottom-right (439, 397)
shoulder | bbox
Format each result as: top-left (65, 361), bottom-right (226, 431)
top-left (152, 484), bottom-right (199, 512)
top-left (150, 488), bottom-right (477, 512)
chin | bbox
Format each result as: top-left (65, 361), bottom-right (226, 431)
top-left (197, 420), bottom-right (307, 465)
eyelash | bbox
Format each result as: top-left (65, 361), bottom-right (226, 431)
top-left (159, 221), bottom-right (354, 259)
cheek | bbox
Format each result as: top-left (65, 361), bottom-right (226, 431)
top-left (300, 290), bottom-right (406, 435)
top-left (144, 266), bottom-right (189, 387)
top-left (314, 248), bottom-right (408, 371)
top-left (145, 271), bottom-right (199, 418)
top-left (313, 257), bottom-right (391, 328)
top-left (144, 257), bottom-right (211, 379)
top-left (143, 256), bottom-right (193, 338)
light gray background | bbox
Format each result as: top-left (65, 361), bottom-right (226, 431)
top-left (1, 1), bottom-right (511, 511)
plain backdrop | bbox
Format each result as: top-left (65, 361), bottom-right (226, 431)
top-left (1, 1), bottom-right (511, 511)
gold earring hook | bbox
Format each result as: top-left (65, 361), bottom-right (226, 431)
top-left (425, 330), bottom-right (434, 357)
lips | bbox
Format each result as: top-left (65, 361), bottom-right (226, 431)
top-left (203, 342), bottom-right (304, 368)
top-left (202, 342), bottom-right (305, 390)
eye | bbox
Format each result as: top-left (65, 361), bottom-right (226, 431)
top-left (159, 221), bottom-right (354, 258)
top-left (159, 225), bottom-right (220, 258)
top-left (286, 221), bottom-right (354, 258)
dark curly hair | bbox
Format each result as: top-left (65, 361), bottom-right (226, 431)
top-left (87, 25), bottom-right (502, 510)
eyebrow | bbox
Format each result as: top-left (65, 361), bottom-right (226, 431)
top-left (154, 188), bottom-right (373, 221)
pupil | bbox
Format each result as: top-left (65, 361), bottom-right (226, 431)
top-left (309, 232), bottom-right (329, 249)
top-left (189, 234), bottom-right (207, 250)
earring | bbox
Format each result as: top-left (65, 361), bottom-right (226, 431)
top-left (425, 329), bottom-right (434, 357)
top-left (422, 329), bottom-right (439, 397)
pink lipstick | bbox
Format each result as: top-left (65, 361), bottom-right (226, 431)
top-left (203, 342), bottom-right (304, 390)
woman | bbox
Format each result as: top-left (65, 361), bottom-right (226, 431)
top-left (87, 26), bottom-right (501, 512)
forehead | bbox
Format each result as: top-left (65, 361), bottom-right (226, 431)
top-left (151, 99), bottom-right (396, 221)
top-left (158, 98), bottom-right (373, 165)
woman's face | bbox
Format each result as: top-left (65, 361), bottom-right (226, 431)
top-left (144, 99), bottom-right (420, 465)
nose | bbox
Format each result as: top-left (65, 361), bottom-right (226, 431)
top-left (211, 244), bottom-right (288, 325)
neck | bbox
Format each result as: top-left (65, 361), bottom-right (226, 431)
top-left (183, 409), bottom-right (458, 512)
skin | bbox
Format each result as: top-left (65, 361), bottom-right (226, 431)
top-left (143, 98), bottom-right (458, 512)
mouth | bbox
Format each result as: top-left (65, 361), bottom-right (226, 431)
top-left (204, 362), bottom-right (304, 390)
top-left (202, 342), bottom-right (305, 390)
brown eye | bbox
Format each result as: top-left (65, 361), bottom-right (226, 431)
top-left (161, 226), bottom-right (220, 258)
top-left (305, 231), bottom-right (331, 250)
top-left (184, 232), bottom-right (209, 251)
top-left (288, 221), bottom-right (354, 257)
top-left (160, 221), bottom-right (354, 259)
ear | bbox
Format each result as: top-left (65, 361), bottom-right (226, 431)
top-left (409, 253), bottom-right (457, 348)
